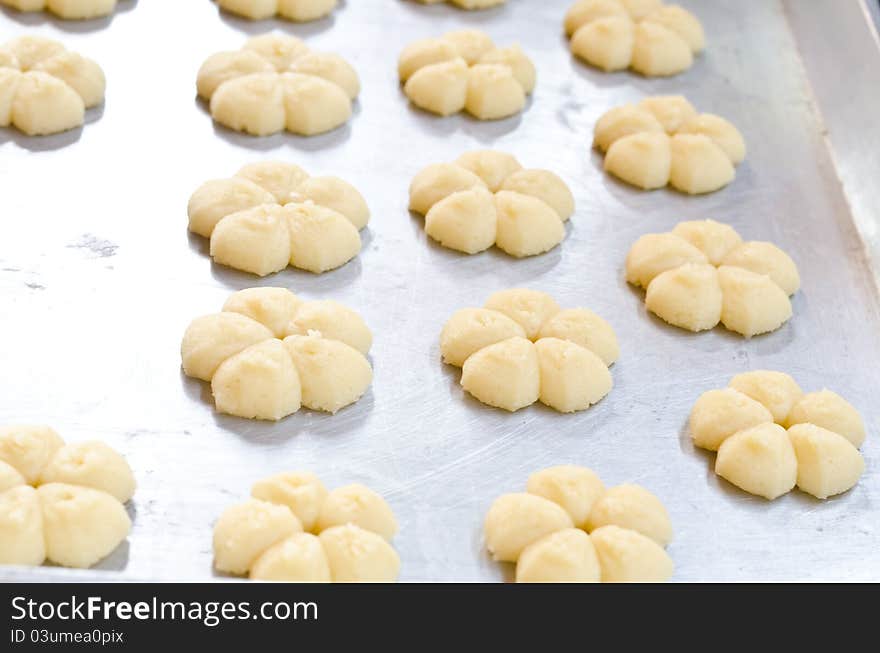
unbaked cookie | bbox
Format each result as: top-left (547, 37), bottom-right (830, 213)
top-left (410, 151), bottom-right (573, 257)
top-left (188, 161), bottom-right (368, 276)
top-left (196, 33), bottom-right (359, 136)
top-left (485, 465), bottom-right (673, 582)
top-left (441, 289), bottom-right (617, 412)
top-left (215, 0), bottom-right (338, 22)
top-left (626, 219), bottom-right (798, 337)
top-left (214, 471), bottom-right (399, 582)
top-left (0, 36), bottom-right (105, 136)
top-left (0, 0), bottom-right (117, 19)
top-left (181, 287), bottom-right (373, 420)
top-left (594, 96), bottom-right (744, 193)
top-left (398, 29), bottom-right (535, 120)
top-left (689, 372), bottom-right (866, 500)
top-left (0, 425), bottom-right (134, 569)
top-left (565, 0), bottom-right (704, 77)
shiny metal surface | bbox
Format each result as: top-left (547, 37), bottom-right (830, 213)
top-left (0, 0), bottom-right (878, 582)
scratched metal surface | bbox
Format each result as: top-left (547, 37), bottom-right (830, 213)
top-left (0, 0), bottom-right (878, 582)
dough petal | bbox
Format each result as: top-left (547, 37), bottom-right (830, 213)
top-left (39, 483), bottom-right (131, 569)
top-left (591, 525), bottom-right (673, 582)
top-left (483, 493), bottom-right (573, 562)
top-left (283, 335), bottom-right (372, 414)
top-left (718, 265), bottom-right (792, 337)
top-left (494, 190), bottom-right (565, 257)
top-left (535, 337), bottom-right (612, 413)
top-left (516, 528), bottom-right (601, 583)
top-left (439, 308), bottom-right (526, 367)
top-left (788, 424), bottom-right (865, 499)
top-left (210, 340), bottom-right (302, 421)
top-left (715, 423), bottom-right (797, 500)
top-left (689, 388), bottom-right (774, 451)
top-left (461, 337), bottom-right (540, 411)
top-left (645, 262), bottom-right (722, 332)
top-left (425, 186), bottom-right (498, 254)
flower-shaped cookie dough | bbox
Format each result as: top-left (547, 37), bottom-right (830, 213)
top-left (626, 219), bottom-right (799, 337)
top-left (188, 161), bottom-right (368, 276)
top-left (0, 0), bottom-right (117, 19)
top-left (398, 29), bottom-right (535, 120)
top-left (690, 372), bottom-right (867, 500)
top-left (441, 289), bottom-right (617, 413)
top-left (214, 0), bottom-right (337, 22)
top-left (182, 288), bottom-right (373, 421)
top-left (595, 96), bottom-right (745, 194)
top-left (0, 425), bottom-right (134, 569)
top-left (196, 34), bottom-right (359, 137)
top-left (0, 36), bottom-right (105, 136)
top-left (409, 0), bottom-right (506, 9)
top-left (564, 0), bottom-right (704, 76)
top-left (410, 150), bottom-right (574, 257)
top-left (214, 472), bottom-right (399, 582)
top-left (485, 466), bottom-right (673, 582)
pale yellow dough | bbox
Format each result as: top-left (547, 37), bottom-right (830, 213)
top-left (689, 388), bottom-right (774, 452)
top-left (181, 288), bottom-right (372, 420)
top-left (216, 0), bottom-right (338, 22)
top-left (399, 30), bottom-right (534, 120)
top-left (786, 390), bottom-right (866, 448)
top-left (729, 370), bottom-right (803, 424)
top-left (526, 465), bottom-right (605, 529)
top-left (39, 483), bottom-right (132, 569)
top-left (688, 373), bottom-right (867, 500)
top-left (595, 96), bottom-right (744, 193)
top-left (0, 425), bottom-right (134, 569)
top-left (787, 424), bottom-right (865, 500)
top-left (410, 151), bottom-right (573, 257)
top-left (586, 484), bottom-right (672, 545)
top-left (441, 290), bottom-right (616, 413)
top-left (214, 472), bottom-right (400, 582)
top-left (188, 161), bottom-right (368, 275)
top-left (565, 0), bottom-right (704, 77)
top-left (626, 220), bottom-right (797, 337)
top-left (0, 0), bottom-right (116, 19)
top-left (315, 484), bottom-right (398, 540)
top-left (590, 525), bottom-right (673, 582)
top-left (715, 423), bottom-right (798, 500)
top-left (485, 466), bottom-right (673, 583)
top-left (516, 529), bottom-right (600, 583)
top-left (0, 36), bottom-right (105, 136)
top-left (484, 493), bottom-right (573, 562)
top-left (197, 34), bottom-right (358, 136)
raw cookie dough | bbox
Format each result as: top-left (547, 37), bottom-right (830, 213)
top-left (214, 472), bottom-right (399, 582)
top-left (0, 36), bottom-right (105, 136)
top-left (0, 0), bottom-right (117, 19)
top-left (181, 287), bottom-right (373, 420)
top-left (196, 33), bottom-right (359, 136)
top-left (688, 372), bottom-right (866, 500)
top-left (409, 150), bottom-right (573, 257)
top-left (215, 0), bottom-right (338, 22)
top-left (188, 161), bottom-right (368, 275)
top-left (441, 289), bottom-right (617, 412)
top-left (408, 0), bottom-right (506, 9)
top-left (565, 0), bottom-right (704, 77)
top-left (594, 96), bottom-right (745, 193)
top-left (626, 219), bottom-right (798, 337)
top-left (484, 466), bottom-right (673, 582)
top-left (398, 30), bottom-right (535, 120)
top-left (0, 425), bottom-right (134, 569)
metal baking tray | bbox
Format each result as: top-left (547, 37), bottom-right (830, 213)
top-left (1, 0), bottom-right (878, 582)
